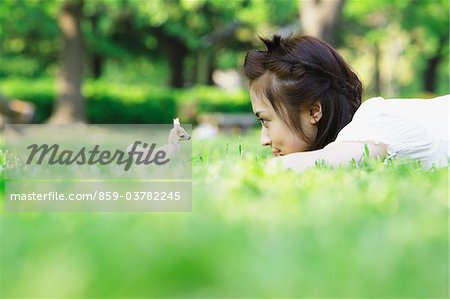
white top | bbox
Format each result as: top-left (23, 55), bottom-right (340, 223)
top-left (333, 94), bottom-right (449, 168)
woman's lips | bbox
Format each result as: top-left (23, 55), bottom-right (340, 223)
top-left (272, 150), bottom-right (282, 156)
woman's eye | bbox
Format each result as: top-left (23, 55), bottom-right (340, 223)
top-left (259, 118), bottom-right (268, 127)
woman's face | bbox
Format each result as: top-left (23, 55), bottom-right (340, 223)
top-left (250, 78), bottom-right (319, 156)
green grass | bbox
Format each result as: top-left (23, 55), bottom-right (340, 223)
top-left (0, 130), bottom-right (448, 298)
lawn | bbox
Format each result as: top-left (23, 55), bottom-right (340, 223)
top-left (0, 130), bottom-right (448, 298)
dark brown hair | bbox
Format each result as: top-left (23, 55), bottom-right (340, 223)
top-left (244, 35), bottom-right (362, 151)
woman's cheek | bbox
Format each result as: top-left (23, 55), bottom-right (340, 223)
top-left (271, 126), bottom-right (284, 147)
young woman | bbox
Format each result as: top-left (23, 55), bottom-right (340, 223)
top-left (244, 35), bottom-right (448, 171)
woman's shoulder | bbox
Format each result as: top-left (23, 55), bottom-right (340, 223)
top-left (382, 94), bottom-right (449, 101)
top-left (362, 96), bottom-right (385, 103)
top-left (362, 94), bottom-right (449, 107)
top-left (351, 96), bottom-right (385, 121)
top-left (361, 94), bottom-right (449, 104)
top-left (356, 94), bottom-right (449, 119)
top-left (359, 96), bottom-right (385, 108)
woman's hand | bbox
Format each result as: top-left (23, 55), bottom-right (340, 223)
top-left (264, 141), bottom-right (388, 173)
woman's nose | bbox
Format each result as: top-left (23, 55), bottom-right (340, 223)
top-left (260, 126), bottom-right (271, 146)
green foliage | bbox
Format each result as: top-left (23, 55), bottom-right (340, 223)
top-left (0, 78), bottom-right (177, 123)
top-left (177, 85), bottom-right (251, 114)
top-left (1, 0), bottom-right (447, 96)
top-left (85, 81), bottom-right (176, 124)
top-left (0, 0), bottom-right (60, 78)
top-left (0, 0), bottom-right (300, 81)
top-left (342, 0), bottom-right (449, 96)
top-left (0, 78), bottom-right (251, 123)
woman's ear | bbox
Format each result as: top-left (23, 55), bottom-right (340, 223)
top-left (309, 101), bottom-right (322, 124)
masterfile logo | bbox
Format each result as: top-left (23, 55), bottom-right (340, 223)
top-left (4, 124), bottom-right (192, 212)
top-left (25, 141), bottom-right (171, 171)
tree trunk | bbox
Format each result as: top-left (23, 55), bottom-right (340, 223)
top-left (92, 53), bottom-right (103, 79)
top-left (90, 11), bottom-right (103, 79)
top-left (196, 51), bottom-right (208, 85)
top-left (196, 50), bottom-right (216, 85)
top-left (423, 36), bottom-right (446, 93)
top-left (152, 27), bottom-right (188, 88)
top-left (373, 42), bottom-right (381, 95)
top-left (206, 53), bottom-right (215, 86)
top-left (165, 39), bottom-right (188, 88)
top-left (49, 0), bottom-right (86, 124)
top-left (423, 56), bottom-right (440, 93)
top-left (299, 0), bottom-right (345, 46)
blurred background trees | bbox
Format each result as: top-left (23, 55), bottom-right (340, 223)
top-left (0, 0), bottom-right (448, 124)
